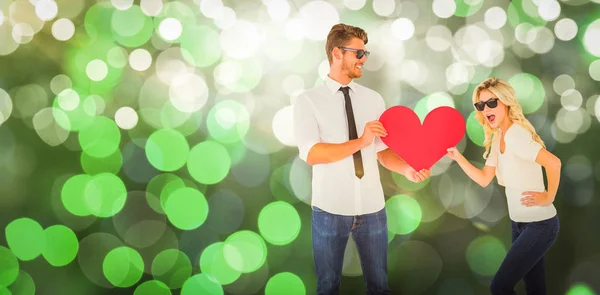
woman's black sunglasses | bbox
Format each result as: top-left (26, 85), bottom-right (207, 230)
top-left (474, 98), bottom-right (499, 111)
top-left (339, 47), bottom-right (370, 59)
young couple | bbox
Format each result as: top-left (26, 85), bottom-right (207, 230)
top-left (293, 23), bottom-right (561, 295)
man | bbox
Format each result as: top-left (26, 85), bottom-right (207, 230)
top-left (293, 23), bottom-right (431, 295)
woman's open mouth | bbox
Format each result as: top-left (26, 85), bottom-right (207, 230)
top-left (486, 114), bottom-right (496, 124)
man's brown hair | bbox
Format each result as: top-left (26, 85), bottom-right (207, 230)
top-left (325, 24), bottom-right (368, 64)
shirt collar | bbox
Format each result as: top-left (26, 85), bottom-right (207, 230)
top-left (325, 74), bottom-right (357, 95)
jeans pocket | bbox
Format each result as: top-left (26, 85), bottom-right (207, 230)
top-left (312, 206), bottom-right (324, 213)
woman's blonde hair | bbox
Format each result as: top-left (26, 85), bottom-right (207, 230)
top-left (472, 77), bottom-right (545, 159)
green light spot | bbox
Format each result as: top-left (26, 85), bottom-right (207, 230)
top-left (466, 235), bottom-right (506, 276)
top-left (200, 242), bottom-right (241, 285)
top-left (151, 249), bottom-right (192, 289)
top-left (52, 88), bottom-right (95, 132)
top-left (42, 225), bottom-right (79, 267)
top-left (84, 173), bottom-right (127, 218)
top-left (146, 173), bottom-right (183, 214)
top-left (0, 286), bottom-right (10, 295)
top-left (258, 202), bottom-right (301, 246)
top-left (81, 149), bottom-right (123, 175)
top-left (111, 5), bottom-right (154, 48)
top-left (61, 174), bottom-right (93, 216)
top-left (454, 0), bottom-right (484, 17)
top-left (223, 231), bottom-right (267, 273)
top-left (153, 1), bottom-right (196, 32)
top-left (79, 116), bottom-right (121, 158)
top-left (134, 280), bottom-right (172, 295)
top-left (8, 271), bottom-right (34, 295)
top-left (84, 2), bottom-right (115, 40)
top-left (265, 272), bottom-right (305, 295)
top-left (0, 246), bottom-right (19, 287)
top-left (181, 25), bottom-right (221, 68)
top-left (466, 111), bottom-right (485, 147)
top-left (392, 172), bottom-right (430, 192)
top-left (103, 247), bottom-right (144, 288)
top-left (509, 73), bottom-right (545, 114)
top-left (164, 187), bottom-right (208, 230)
top-left (181, 274), bottom-right (223, 295)
top-left (5, 218), bottom-right (44, 261)
top-left (386, 195), bottom-right (422, 235)
top-left (566, 283), bottom-right (596, 295)
top-left (507, 0), bottom-right (546, 28)
top-left (146, 129), bottom-right (190, 172)
top-left (206, 100), bottom-right (250, 144)
top-left (187, 141), bottom-right (231, 185)
top-left (414, 93), bottom-right (455, 122)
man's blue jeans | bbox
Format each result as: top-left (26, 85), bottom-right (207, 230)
top-left (491, 215), bottom-right (560, 295)
top-left (312, 206), bottom-right (391, 295)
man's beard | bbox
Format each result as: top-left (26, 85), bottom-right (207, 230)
top-left (341, 59), bottom-right (360, 79)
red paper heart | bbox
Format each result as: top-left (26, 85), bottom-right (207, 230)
top-left (379, 106), bottom-right (466, 171)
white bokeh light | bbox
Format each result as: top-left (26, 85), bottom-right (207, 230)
top-left (282, 75), bottom-right (305, 96)
top-left (484, 7), bottom-right (507, 29)
top-left (272, 105), bottom-right (295, 146)
top-left (589, 60), bottom-right (600, 81)
top-left (446, 62), bottom-right (470, 85)
top-left (267, 0), bottom-right (290, 21)
top-left (140, 0), bottom-right (162, 16)
top-left (432, 0), bottom-right (456, 19)
top-left (373, 0), bottom-right (395, 17)
top-left (538, 0), bottom-right (561, 21)
top-left (12, 23), bottom-right (34, 44)
top-left (426, 25), bottom-right (452, 52)
top-left (318, 59), bottom-right (330, 80)
top-left (57, 89), bottom-right (80, 111)
top-left (527, 26), bottom-right (555, 54)
top-left (35, 0), bottom-right (58, 21)
top-left (561, 89), bottom-right (583, 111)
top-left (129, 49), bottom-right (152, 71)
top-left (555, 18), bottom-right (578, 41)
top-left (169, 74), bottom-right (210, 113)
top-left (596, 94), bottom-right (600, 123)
top-left (0, 10), bottom-right (4, 26)
top-left (391, 18), bottom-right (415, 41)
top-left (200, 0), bottom-right (224, 19)
top-left (111, 0), bottom-right (133, 10)
top-left (344, 0), bottom-right (366, 10)
top-left (214, 6), bottom-right (236, 30)
top-left (0, 88), bottom-right (12, 126)
top-left (86, 59), bottom-right (108, 81)
top-left (114, 107), bottom-right (138, 130)
top-left (220, 20), bottom-right (262, 59)
top-left (52, 18), bottom-right (75, 41)
top-left (284, 18), bottom-right (305, 41)
top-left (159, 18), bottom-right (183, 41)
top-left (214, 61), bottom-right (242, 87)
top-left (299, 1), bottom-right (339, 41)
top-left (583, 19), bottom-right (600, 57)
top-left (553, 74), bottom-right (575, 95)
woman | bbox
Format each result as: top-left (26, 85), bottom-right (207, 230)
top-left (447, 77), bottom-right (561, 295)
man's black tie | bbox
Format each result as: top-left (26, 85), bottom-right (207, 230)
top-left (339, 86), bottom-right (364, 179)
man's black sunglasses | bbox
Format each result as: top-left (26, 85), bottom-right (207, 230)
top-left (474, 98), bottom-right (499, 111)
top-left (339, 47), bottom-right (370, 59)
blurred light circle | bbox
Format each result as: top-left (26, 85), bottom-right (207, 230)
top-left (12, 84), bottom-right (47, 120)
top-left (454, 0), bottom-right (483, 17)
top-left (426, 25), bottom-right (452, 52)
top-left (159, 17), bottom-right (182, 41)
top-left (561, 89), bottom-right (583, 111)
top-left (0, 246), bottom-right (19, 287)
top-left (288, 156), bottom-right (312, 204)
top-left (484, 6), bottom-right (507, 29)
top-left (50, 74), bottom-right (72, 95)
top-left (509, 73), bottom-right (545, 114)
top-left (129, 48), bottom-right (152, 71)
top-left (35, 0), bottom-right (58, 21)
top-left (446, 62), bottom-right (470, 85)
top-left (12, 23), bottom-right (34, 44)
top-left (0, 10), bottom-right (4, 26)
top-left (553, 74), bottom-right (575, 95)
top-left (432, 0), bottom-right (456, 19)
top-left (466, 111), bottom-right (485, 146)
top-left (78, 233), bottom-right (124, 288)
top-left (528, 26), bottom-right (555, 54)
top-left (200, 242), bottom-right (241, 285)
top-left (181, 274), bottom-right (223, 295)
top-left (187, 140), bottom-right (231, 184)
top-left (164, 187), bottom-right (208, 230)
top-left (180, 25), bottom-right (221, 68)
top-left (0, 23), bottom-right (19, 55)
top-left (205, 190), bottom-right (245, 234)
top-left (7, 270), bottom-right (35, 295)
top-left (466, 235), bottom-right (506, 276)
top-left (111, 0), bottom-right (133, 10)
top-left (111, 5), bottom-right (154, 47)
top-left (551, 121), bottom-right (577, 144)
top-left (200, 0), bottom-right (224, 18)
top-left (583, 19), bottom-right (600, 57)
top-left (151, 249), bottom-right (192, 289)
top-left (140, 0), bottom-right (163, 16)
top-left (515, 23), bottom-right (537, 44)
top-left (596, 94), bottom-right (600, 122)
top-left (220, 20), bottom-right (262, 59)
top-left (477, 40), bottom-right (505, 67)
top-left (588, 60), bottom-right (600, 81)
top-left (556, 108), bottom-right (584, 133)
top-left (169, 74), bottom-right (209, 113)
top-left (264, 25), bottom-right (303, 62)
top-left (57, 89), bottom-right (80, 111)
top-left (538, 0), bottom-right (561, 21)
top-left (391, 18), bottom-right (415, 41)
top-left (42, 225), bottom-right (79, 267)
top-left (81, 149), bottom-right (122, 175)
top-left (565, 155), bottom-right (593, 182)
top-left (62, 174), bottom-right (93, 216)
top-left (155, 47), bottom-right (194, 85)
top-left (258, 201), bottom-right (301, 245)
top-left (373, 0), bottom-right (395, 16)
top-left (33, 107), bottom-right (70, 146)
top-left (299, 1), bottom-right (339, 40)
top-left (272, 106), bottom-right (295, 146)
top-left (265, 272), bottom-right (305, 295)
top-left (267, 0), bottom-right (290, 21)
top-left (79, 116), bottom-right (121, 158)
top-left (115, 106), bottom-right (138, 130)
top-left (214, 6), bottom-right (236, 30)
top-left (344, 0), bottom-right (366, 10)
top-left (134, 280), bottom-right (171, 295)
top-left (386, 195), bottom-right (422, 235)
top-left (112, 191), bottom-right (167, 248)
top-left (566, 283), bottom-right (596, 295)
top-left (282, 75), bottom-right (305, 96)
top-left (0, 88), bottom-right (12, 126)
top-left (103, 247), bottom-right (144, 287)
top-left (223, 231), bottom-right (268, 273)
top-left (85, 173), bottom-right (128, 217)
top-left (107, 46), bottom-right (128, 68)
top-left (555, 18), bottom-right (578, 41)
top-left (206, 100), bottom-right (250, 144)
top-left (435, 163), bottom-right (494, 219)
top-left (145, 128), bottom-right (189, 172)
top-left (5, 218), bottom-right (44, 261)
top-left (86, 59), bottom-right (109, 82)
top-left (52, 18), bottom-right (75, 41)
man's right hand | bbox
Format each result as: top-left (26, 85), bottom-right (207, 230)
top-left (359, 120), bottom-right (387, 147)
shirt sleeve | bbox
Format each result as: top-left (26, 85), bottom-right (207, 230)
top-left (374, 93), bottom-right (389, 153)
top-left (293, 93), bottom-right (320, 162)
top-left (485, 133), bottom-right (499, 167)
top-left (506, 124), bottom-right (542, 162)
